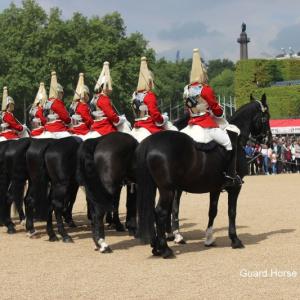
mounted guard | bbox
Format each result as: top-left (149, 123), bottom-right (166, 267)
top-left (0, 87), bottom-right (28, 141)
top-left (40, 71), bottom-right (71, 139)
top-left (29, 82), bottom-right (48, 138)
top-left (130, 57), bottom-right (171, 142)
top-left (90, 61), bottom-right (129, 137)
top-left (181, 48), bottom-right (241, 187)
top-left (69, 73), bottom-right (94, 140)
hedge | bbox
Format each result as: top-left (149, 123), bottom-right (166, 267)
top-left (235, 59), bottom-right (300, 118)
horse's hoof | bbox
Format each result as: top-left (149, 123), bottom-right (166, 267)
top-left (115, 223), bottom-right (126, 232)
top-left (63, 236), bottom-right (74, 243)
top-left (49, 235), bottom-right (59, 242)
top-left (162, 248), bottom-right (175, 259)
top-left (27, 230), bottom-right (39, 239)
top-left (231, 239), bottom-right (245, 249)
top-left (205, 242), bottom-right (216, 247)
top-left (152, 248), bottom-right (161, 256)
top-left (100, 246), bottom-right (112, 253)
top-left (176, 239), bottom-right (186, 245)
top-left (7, 226), bottom-right (16, 234)
top-left (204, 238), bottom-right (216, 247)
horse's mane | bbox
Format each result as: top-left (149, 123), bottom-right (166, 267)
top-left (228, 101), bottom-right (265, 123)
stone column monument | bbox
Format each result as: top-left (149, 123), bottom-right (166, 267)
top-left (237, 23), bottom-right (250, 60)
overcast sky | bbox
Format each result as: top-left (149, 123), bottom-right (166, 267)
top-left (1, 0), bottom-right (300, 61)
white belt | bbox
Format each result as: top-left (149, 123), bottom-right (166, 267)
top-left (93, 117), bottom-right (107, 121)
top-left (190, 112), bottom-right (207, 117)
top-left (134, 116), bottom-right (149, 121)
top-left (72, 122), bottom-right (85, 128)
top-left (47, 119), bottom-right (62, 124)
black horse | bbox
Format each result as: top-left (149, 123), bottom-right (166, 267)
top-left (136, 94), bottom-right (272, 258)
top-left (78, 132), bottom-right (138, 252)
top-left (0, 138), bottom-right (31, 233)
top-left (25, 137), bottom-right (80, 241)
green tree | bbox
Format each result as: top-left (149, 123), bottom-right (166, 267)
top-left (210, 69), bottom-right (234, 98)
top-left (207, 59), bottom-right (235, 80)
top-left (0, 0), bottom-right (152, 121)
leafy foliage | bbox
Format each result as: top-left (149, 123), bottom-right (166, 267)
top-left (235, 59), bottom-right (300, 118)
top-left (0, 1), bottom-right (153, 121)
top-left (210, 69), bottom-right (234, 98)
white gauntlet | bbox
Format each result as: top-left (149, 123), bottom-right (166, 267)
top-left (156, 114), bottom-right (169, 127)
top-left (114, 115), bottom-right (126, 126)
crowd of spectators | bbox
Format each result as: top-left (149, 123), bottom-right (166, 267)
top-left (244, 136), bottom-right (300, 175)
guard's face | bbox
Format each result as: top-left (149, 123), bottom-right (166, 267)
top-left (58, 91), bottom-right (64, 100)
top-left (7, 103), bottom-right (14, 112)
top-left (83, 93), bottom-right (90, 103)
top-left (102, 88), bottom-right (112, 96)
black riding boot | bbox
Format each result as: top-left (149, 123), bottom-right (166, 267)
top-left (222, 130), bottom-right (243, 189)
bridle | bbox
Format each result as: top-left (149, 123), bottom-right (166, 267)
top-left (250, 100), bottom-right (270, 145)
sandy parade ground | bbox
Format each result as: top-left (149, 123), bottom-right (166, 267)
top-left (0, 174), bottom-right (299, 299)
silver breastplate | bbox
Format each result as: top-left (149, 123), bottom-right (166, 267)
top-left (190, 97), bottom-right (209, 116)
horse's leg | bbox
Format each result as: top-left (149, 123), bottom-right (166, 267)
top-left (3, 200), bottom-right (16, 234)
top-left (1, 178), bottom-right (16, 234)
top-left (8, 180), bottom-right (26, 224)
top-left (205, 191), bottom-right (221, 246)
top-left (52, 182), bottom-right (73, 243)
top-left (154, 189), bottom-right (174, 258)
top-left (46, 207), bottom-right (58, 242)
top-left (63, 181), bottom-right (78, 228)
top-left (24, 184), bottom-right (38, 237)
top-left (105, 211), bottom-right (113, 225)
top-left (92, 202), bottom-right (111, 253)
top-left (125, 183), bottom-right (137, 236)
top-left (112, 189), bottom-right (125, 232)
top-left (228, 186), bottom-right (244, 249)
top-left (171, 190), bottom-right (185, 244)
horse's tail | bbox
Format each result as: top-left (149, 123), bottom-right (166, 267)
top-left (7, 139), bottom-right (31, 221)
top-left (77, 139), bottom-right (98, 187)
top-left (26, 140), bottom-right (52, 221)
top-left (136, 141), bottom-right (156, 244)
top-left (77, 138), bottom-right (112, 211)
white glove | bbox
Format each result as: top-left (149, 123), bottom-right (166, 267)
top-left (156, 114), bottom-right (169, 127)
top-left (114, 115), bottom-right (126, 126)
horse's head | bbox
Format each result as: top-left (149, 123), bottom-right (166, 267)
top-left (249, 93), bottom-right (272, 146)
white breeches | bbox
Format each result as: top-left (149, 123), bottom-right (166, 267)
top-left (181, 125), bottom-right (232, 150)
top-left (130, 128), bottom-right (151, 143)
top-left (164, 121), bottom-right (178, 131)
top-left (38, 131), bottom-right (72, 139)
top-left (0, 137), bottom-right (7, 142)
top-left (208, 128), bottom-right (232, 150)
top-left (73, 131), bottom-right (102, 141)
top-left (130, 121), bottom-right (178, 143)
top-left (116, 120), bottom-right (132, 134)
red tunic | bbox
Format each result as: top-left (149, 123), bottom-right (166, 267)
top-left (188, 84), bottom-right (223, 128)
top-left (134, 91), bottom-right (164, 134)
top-left (69, 102), bottom-right (94, 136)
top-left (0, 111), bottom-right (23, 139)
top-left (44, 98), bottom-right (71, 132)
top-left (91, 94), bottom-right (118, 135)
top-left (31, 106), bottom-right (47, 136)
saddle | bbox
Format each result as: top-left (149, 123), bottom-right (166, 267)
top-left (193, 140), bottom-right (218, 152)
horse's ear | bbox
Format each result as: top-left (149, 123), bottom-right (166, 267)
top-left (250, 94), bottom-right (255, 102)
top-left (261, 93), bottom-right (267, 106)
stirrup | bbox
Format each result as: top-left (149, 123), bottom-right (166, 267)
top-left (222, 173), bottom-right (243, 188)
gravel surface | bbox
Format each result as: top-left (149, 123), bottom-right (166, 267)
top-left (0, 174), bottom-right (299, 299)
